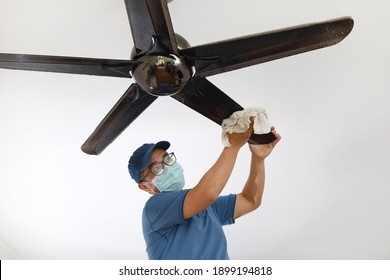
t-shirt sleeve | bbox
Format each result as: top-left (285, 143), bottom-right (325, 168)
top-left (211, 194), bottom-right (237, 226)
top-left (143, 190), bottom-right (190, 231)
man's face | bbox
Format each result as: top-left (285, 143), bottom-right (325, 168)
top-left (139, 148), bottom-right (167, 183)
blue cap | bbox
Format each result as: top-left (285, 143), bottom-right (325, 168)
top-left (128, 141), bottom-right (170, 183)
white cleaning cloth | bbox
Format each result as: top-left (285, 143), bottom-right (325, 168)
top-left (221, 107), bottom-right (271, 147)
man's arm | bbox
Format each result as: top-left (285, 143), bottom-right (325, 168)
top-left (234, 127), bottom-right (281, 219)
top-left (182, 123), bottom-right (254, 219)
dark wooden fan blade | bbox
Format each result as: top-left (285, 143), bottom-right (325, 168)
top-left (171, 78), bottom-right (241, 124)
top-left (0, 53), bottom-right (133, 78)
top-left (124, 0), bottom-right (177, 54)
top-left (171, 78), bottom-right (275, 144)
top-left (180, 17), bottom-right (354, 78)
top-left (145, 0), bottom-right (178, 53)
top-left (81, 84), bottom-right (157, 155)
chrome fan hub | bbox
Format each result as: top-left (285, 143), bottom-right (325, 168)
top-left (132, 54), bottom-right (192, 96)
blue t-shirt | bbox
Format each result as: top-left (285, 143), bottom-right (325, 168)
top-left (142, 189), bottom-right (236, 260)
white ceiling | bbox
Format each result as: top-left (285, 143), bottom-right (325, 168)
top-left (0, 0), bottom-right (389, 259)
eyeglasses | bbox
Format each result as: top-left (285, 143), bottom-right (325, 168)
top-left (140, 152), bottom-right (176, 182)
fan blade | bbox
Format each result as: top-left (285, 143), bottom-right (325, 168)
top-left (180, 17), bottom-right (354, 78)
top-left (0, 53), bottom-right (133, 78)
top-left (124, 0), bottom-right (178, 54)
top-left (171, 78), bottom-right (275, 144)
top-left (81, 84), bottom-right (157, 155)
top-left (145, 0), bottom-right (178, 53)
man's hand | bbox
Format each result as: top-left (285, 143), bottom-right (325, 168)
top-left (249, 127), bottom-right (281, 159)
top-left (228, 120), bottom-right (254, 148)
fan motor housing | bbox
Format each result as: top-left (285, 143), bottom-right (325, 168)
top-left (132, 54), bottom-right (192, 96)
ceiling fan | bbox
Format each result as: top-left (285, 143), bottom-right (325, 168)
top-left (0, 0), bottom-right (354, 155)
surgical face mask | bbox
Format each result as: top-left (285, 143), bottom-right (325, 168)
top-left (152, 162), bottom-right (185, 192)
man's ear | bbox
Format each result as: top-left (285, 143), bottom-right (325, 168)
top-left (138, 182), bottom-right (159, 195)
top-left (138, 183), bottom-right (149, 192)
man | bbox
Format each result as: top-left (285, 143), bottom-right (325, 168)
top-left (128, 123), bottom-right (281, 259)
